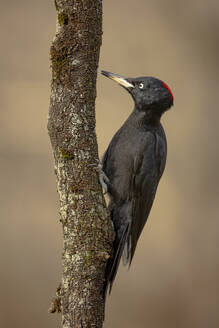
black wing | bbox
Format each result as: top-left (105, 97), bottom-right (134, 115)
top-left (128, 130), bottom-right (167, 263)
top-left (103, 127), bottom-right (166, 293)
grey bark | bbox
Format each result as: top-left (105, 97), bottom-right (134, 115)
top-left (47, 1), bottom-right (114, 327)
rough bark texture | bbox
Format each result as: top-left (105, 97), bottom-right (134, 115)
top-left (48, 1), bottom-right (114, 327)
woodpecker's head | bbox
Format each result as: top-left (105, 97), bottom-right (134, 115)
top-left (101, 70), bottom-right (174, 114)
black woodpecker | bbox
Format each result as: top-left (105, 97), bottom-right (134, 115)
top-left (101, 70), bottom-right (174, 295)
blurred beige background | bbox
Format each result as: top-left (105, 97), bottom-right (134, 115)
top-left (1, 1), bottom-right (219, 327)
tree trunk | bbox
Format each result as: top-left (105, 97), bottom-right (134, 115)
top-left (47, 1), bottom-right (114, 327)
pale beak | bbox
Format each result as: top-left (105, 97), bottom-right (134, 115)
top-left (101, 70), bottom-right (134, 89)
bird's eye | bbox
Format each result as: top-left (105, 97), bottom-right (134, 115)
top-left (139, 83), bottom-right (144, 89)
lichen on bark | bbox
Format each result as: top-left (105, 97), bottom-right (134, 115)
top-left (48, 1), bottom-right (114, 327)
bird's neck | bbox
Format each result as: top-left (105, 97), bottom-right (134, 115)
top-left (127, 108), bottom-right (161, 127)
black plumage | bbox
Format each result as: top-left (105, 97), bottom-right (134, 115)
top-left (101, 70), bottom-right (174, 295)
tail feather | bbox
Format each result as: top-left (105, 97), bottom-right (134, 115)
top-left (104, 221), bottom-right (131, 299)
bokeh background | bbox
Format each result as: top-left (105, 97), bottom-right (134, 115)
top-left (1, 1), bottom-right (219, 327)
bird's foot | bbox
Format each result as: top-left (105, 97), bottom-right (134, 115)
top-left (89, 159), bottom-right (110, 194)
top-left (98, 162), bottom-right (109, 194)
